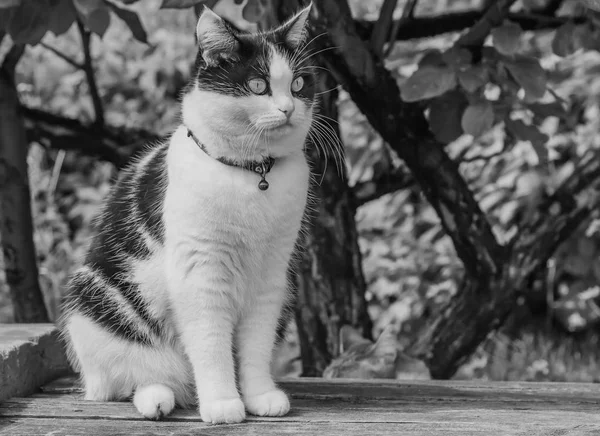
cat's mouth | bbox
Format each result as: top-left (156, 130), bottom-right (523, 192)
top-left (264, 122), bottom-right (293, 135)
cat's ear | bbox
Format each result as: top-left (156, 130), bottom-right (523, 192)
top-left (339, 325), bottom-right (370, 354)
top-left (280, 3), bottom-right (312, 49)
top-left (195, 6), bottom-right (239, 66)
top-left (371, 325), bottom-right (398, 360)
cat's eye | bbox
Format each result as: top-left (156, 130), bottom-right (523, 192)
top-left (291, 76), bottom-right (304, 92)
top-left (248, 78), bottom-right (267, 95)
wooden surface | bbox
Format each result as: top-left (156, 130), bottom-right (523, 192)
top-left (1, 375), bottom-right (600, 435)
top-left (0, 324), bottom-right (70, 402)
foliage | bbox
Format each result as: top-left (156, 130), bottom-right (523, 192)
top-left (4, 0), bottom-right (600, 379)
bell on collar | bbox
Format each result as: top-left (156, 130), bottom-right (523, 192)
top-left (258, 179), bottom-right (269, 190)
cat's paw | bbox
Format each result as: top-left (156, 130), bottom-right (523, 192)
top-left (133, 384), bottom-right (175, 420)
top-left (244, 389), bottom-right (290, 417)
top-left (200, 397), bottom-right (246, 424)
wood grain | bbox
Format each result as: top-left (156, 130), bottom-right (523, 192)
top-left (1, 376), bottom-right (600, 435)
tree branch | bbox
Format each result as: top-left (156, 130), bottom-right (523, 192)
top-left (457, 0), bottom-right (518, 47)
top-left (40, 42), bottom-right (83, 69)
top-left (384, 0), bottom-right (418, 57)
top-left (22, 107), bottom-right (159, 168)
top-left (353, 169), bottom-right (414, 207)
top-left (77, 19), bottom-right (104, 128)
top-left (355, 10), bottom-right (583, 43)
top-left (312, 0), bottom-right (504, 280)
top-left (370, 0), bottom-right (398, 59)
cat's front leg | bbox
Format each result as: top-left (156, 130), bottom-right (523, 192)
top-left (236, 280), bottom-right (290, 417)
top-left (167, 257), bottom-right (245, 424)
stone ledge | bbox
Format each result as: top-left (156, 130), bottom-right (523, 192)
top-left (0, 324), bottom-right (71, 402)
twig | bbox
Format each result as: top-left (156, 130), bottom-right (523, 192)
top-left (456, 0), bottom-right (519, 48)
top-left (22, 106), bottom-right (160, 168)
top-left (1, 43), bottom-right (24, 78)
top-left (353, 169), bottom-right (415, 206)
top-left (384, 0), bottom-right (417, 57)
top-left (77, 19), bottom-right (104, 128)
top-left (40, 42), bottom-right (83, 69)
top-left (48, 149), bottom-right (66, 203)
top-left (370, 0), bottom-right (398, 59)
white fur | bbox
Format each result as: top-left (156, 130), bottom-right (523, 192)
top-left (133, 384), bottom-right (176, 420)
top-left (64, 41), bottom-right (312, 424)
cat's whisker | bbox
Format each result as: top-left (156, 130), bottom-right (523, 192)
top-left (293, 46), bottom-right (340, 67)
top-left (307, 127), bottom-right (329, 186)
top-left (310, 118), bottom-right (346, 178)
top-left (289, 31), bottom-right (328, 67)
top-left (313, 113), bottom-right (340, 126)
top-left (314, 86), bottom-right (340, 96)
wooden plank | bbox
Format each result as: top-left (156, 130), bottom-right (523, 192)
top-left (2, 376), bottom-right (600, 435)
top-left (0, 324), bottom-right (71, 402)
top-left (1, 417), bottom-right (598, 436)
top-left (2, 393), bottom-right (600, 422)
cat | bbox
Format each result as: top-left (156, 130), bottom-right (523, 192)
top-left (322, 325), bottom-right (431, 380)
top-left (59, 4), bottom-right (317, 425)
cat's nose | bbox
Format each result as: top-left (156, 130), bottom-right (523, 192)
top-left (277, 99), bottom-right (295, 118)
top-left (279, 107), bottom-right (294, 119)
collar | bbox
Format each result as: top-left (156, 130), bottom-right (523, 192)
top-left (186, 129), bottom-right (275, 191)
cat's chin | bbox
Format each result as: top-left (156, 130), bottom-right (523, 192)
top-left (264, 124), bottom-right (293, 137)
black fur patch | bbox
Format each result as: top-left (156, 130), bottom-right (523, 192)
top-left (192, 25), bottom-right (316, 103)
top-left (64, 144), bottom-right (169, 344)
top-left (64, 268), bottom-right (154, 344)
top-left (134, 145), bottom-right (168, 243)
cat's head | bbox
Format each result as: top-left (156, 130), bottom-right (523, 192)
top-left (182, 4), bottom-right (316, 160)
top-left (322, 325), bottom-right (399, 379)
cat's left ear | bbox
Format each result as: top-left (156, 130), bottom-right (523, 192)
top-left (196, 6), bottom-right (239, 66)
top-left (280, 2), bottom-right (312, 49)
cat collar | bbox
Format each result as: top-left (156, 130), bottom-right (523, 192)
top-left (186, 129), bottom-right (275, 191)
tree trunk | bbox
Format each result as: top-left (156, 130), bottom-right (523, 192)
top-left (310, 0), bottom-right (600, 378)
top-left (0, 44), bottom-right (49, 323)
top-left (276, 1), bottom-right (371, 376)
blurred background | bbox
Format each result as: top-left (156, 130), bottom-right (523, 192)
top-left (3, 0), bottom-right (600, 382)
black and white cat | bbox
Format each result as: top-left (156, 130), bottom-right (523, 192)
top-left (59, 4), bottom-right (316, 424)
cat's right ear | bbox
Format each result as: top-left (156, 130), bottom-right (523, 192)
top-left (196, 6), bottom-right (239, 67)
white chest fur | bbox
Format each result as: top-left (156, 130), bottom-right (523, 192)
top-left (162, 126), bottom-right (309, 304)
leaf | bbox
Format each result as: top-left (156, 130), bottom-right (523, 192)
top-left (0, 7), bottom-right (16, 31)
top-left (552, 21), bottom-right (578, 57)
top-left (461, 100), bottom-right (495, 137)
top-left (504, 57), bottom-right (547, 100)
top-left (442, 47), bottom-right (472, 68)
top-left (7, 0), bottom-right (51, 44)
top-left (418, 49), bottom-right (445, 68)
top-left (106, 1), bottom-right (147, 43)
top-left (492, 21), bottom-right (523, 56)
top-left (526, 101), bottom-right (566, 119)
top-left (73, 0), bottom-right (103, 15)
top-left (505, 118), bottom-right (549, 163)
top-left (400, 66), bottom-right (457, 102)
top-left (0, 0), bottom-right (19, 7)
top-left (47, 0), bottom-right (76, 36)
top-left (457, 65), bottom-right (488, 93)
top-left (241, 0), bottom-right (265, 23)
top-left (160, 0), bottom-right (205, 8)
top-left (579, 0), bottom-right (600, 12)
top-left (428, 90), bottom-right (467, 144)
top-left (86, 5), bottom-right (110, 36)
